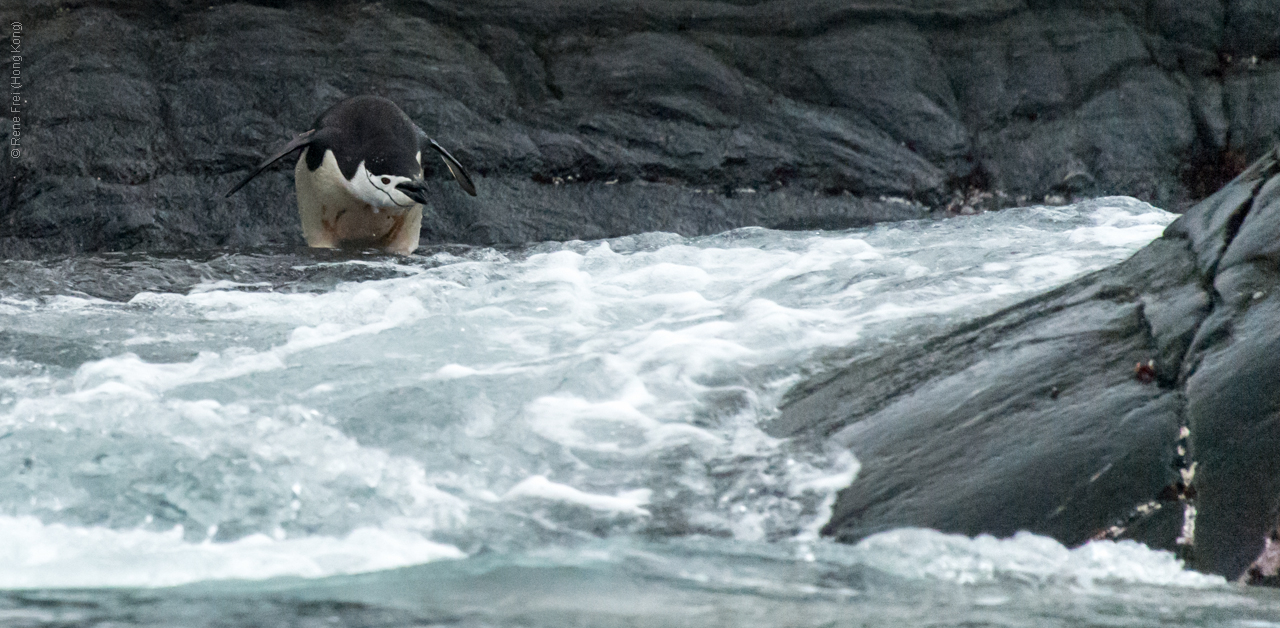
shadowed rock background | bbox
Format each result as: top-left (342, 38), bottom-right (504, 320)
top-left (1, 0), bottom-right (1279, 256)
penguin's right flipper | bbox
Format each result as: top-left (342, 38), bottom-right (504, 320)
top-left (224, 129), bottom-right (318, 198)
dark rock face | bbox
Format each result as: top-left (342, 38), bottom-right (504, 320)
top-left (772, 236), bottom-right (1203, 551)
top-left (1172, 150), bottom-right (1280, 581)
top-left (2, 0), bottom-right (1279, 256)
top-left (773, 145), bottom-right (1280, 581)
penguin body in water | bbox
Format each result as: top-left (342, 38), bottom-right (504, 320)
top-left (226, 96), bottom-right (476, 254)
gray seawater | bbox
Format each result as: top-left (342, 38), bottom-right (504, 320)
top-left (2, 198), bottom-right (1279, 626)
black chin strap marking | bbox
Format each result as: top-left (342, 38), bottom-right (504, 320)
top-left (366, 168), bottom-right (413, 208)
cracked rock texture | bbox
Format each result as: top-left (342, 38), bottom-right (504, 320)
top-left (2, 0), bottom-right (1279, 256)
top-left (773, 144), bottom-right (1280, 581)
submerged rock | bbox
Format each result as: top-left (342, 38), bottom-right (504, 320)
top-left (773, 145), bottom-right (1280, 581)
top-left (2, 1), bottom-right (1279, 256)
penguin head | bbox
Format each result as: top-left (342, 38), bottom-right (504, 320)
top-left (347, 160), bottom-right (428, 209)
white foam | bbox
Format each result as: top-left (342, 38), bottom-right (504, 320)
top-left (428, 363), bottom-right (480, 380)
top-left (524, 393), bottom-right (719, 454)
top-left (0, 516), bottom-right (463, 589)
top-left (0, 198), bottom-right (1177, 588)
top-left (503, 476), bottom-right (652, 517)
top-left (72, 351), bottom-right (287, 395)
top-left (854, 529), bottom-right (1224, 589)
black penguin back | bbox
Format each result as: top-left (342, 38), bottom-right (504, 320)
top-left (303, 96), bottom-right (422, 180)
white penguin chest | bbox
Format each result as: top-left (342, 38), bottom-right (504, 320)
top-left (294, 150), bottom-right (423, 254)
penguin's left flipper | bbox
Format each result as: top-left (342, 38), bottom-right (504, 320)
top-left (427, 138), bottom-right (477, 197)
top-left (224, 129), bottom-right (320, 198)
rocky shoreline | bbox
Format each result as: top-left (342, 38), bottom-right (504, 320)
top-left (775, 145), bottom-right (1280, 582)
top-left (2, 0), bottom-right (1278, 256)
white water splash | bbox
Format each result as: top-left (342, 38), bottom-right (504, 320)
top-left (0, 197), bottom-right (1181, 588)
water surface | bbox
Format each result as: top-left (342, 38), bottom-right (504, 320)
top-left (4, 198), bottom-right (1274, 626)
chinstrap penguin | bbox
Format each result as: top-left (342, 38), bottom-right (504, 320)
top-left (225, 95), bottom-right (477, 254)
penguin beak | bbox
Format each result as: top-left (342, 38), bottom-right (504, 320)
top-left (395, 179), bottom-right (430, 205)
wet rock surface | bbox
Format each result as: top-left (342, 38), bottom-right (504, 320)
top-left (2, 0), bottom-right (1279, 256)
top-left (773, 237), bottom-right (1202, 551)
top-left (774, 145), bottom-right (1280, 581)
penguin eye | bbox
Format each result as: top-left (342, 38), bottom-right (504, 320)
top-left (381, 177), bottom-right (391, 185)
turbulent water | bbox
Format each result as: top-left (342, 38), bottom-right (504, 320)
top-left (3, 197), bottom-right (1280, 626)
